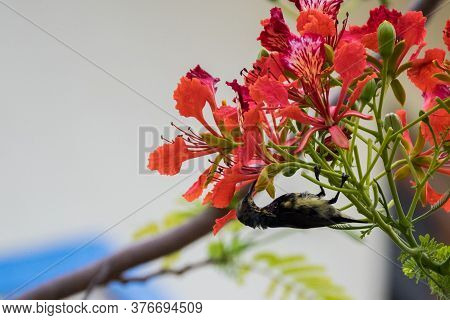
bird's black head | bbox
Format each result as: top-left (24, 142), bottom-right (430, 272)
top-left (236, 182), bottom-right (263, 229)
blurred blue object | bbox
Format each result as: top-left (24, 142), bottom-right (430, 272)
top-left (0, 236), bottom-right (168, 299)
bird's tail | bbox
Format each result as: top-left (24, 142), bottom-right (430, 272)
top-left (336, 215), bottom-right (366, 224)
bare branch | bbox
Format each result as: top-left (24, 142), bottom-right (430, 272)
top-left (116, 259), bottom-right (212, 284)
top-left (17, 206), bottom-right (228, 299)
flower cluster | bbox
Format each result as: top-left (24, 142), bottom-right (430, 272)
top-left (148, 1), bottom-right (450, 233)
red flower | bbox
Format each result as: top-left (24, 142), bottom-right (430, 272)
top-left (288, 0), bottom-right (343, 19)
top-left (292, 0), bottom-right (343, 37)
top-left (262, 30), bottom-right (372, 151)
top-left (420, 85), bottom-right (450, 145)
top-left (334, 41), bottom-right (366, 86)
top-left (396, 11), bottom-right (427, 49)
top-left (186, 65), bottom-right (220, 91)
top-left (297, 9), bottom-right (336, 37)
top-left (173, 66), bottom-right (219, 134)
top-left (346, 6), bottom-right (425, 55)
top-left (249, 75), bottom-right (289, 108)
top-left (258, 8), bottom-right (293, 53)
top-left (281, 33), bottom-right (325, 85)
top-left (243, 52), bottom-right (284, 85)
top-left (148, 136), bottom-right (193, 175)
top-left (207, 165), bottom-right (259, 208)
top-left (407, 48), bottom-right (446, 92)
top-left (346, 5), bottom-right (401, 52)
top-left (444, 20), bottom-right (450, 51)
top-left (213, 210), bottom-right (237, 235)
top-left (395, 111), bottom-right (449, 213)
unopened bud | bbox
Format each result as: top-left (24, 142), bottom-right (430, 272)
top-left (258, 49), bottom-right (269, 59)
top-left (360, 79), bottom-right (377, 104)
top-left (384, 112), bottom-right (402, 132)
top-left (377, 21), bottom-right (396, 59)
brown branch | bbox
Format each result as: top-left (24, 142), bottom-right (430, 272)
top-left (16, 0), bottom-right (444, 301)
top-left (17, 206), bottom-right (228, 299)
top-left (116, 259), bottom-right (212, 284)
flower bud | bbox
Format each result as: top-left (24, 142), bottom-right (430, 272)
top-left (258, 49), bottom-right (269, 59)
top-left (384, 112), bottom-right (402, 132)
top-left (360, 79), bottom-right (377, 104)
top-left (377, 21), bottom-right (396, 59)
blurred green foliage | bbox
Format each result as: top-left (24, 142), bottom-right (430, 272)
top-left (135, 199), bottom-right (350, 299)
top-left (400, 234), bottom-right (450, 299)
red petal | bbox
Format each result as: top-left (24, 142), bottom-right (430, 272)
top-left (226, 80), bottom-right (254, 112)
top-left (341, 110), bottom-right (373, 120)
top-left (297, 9), bottom-right (336, 37)
top-left (345, 5), bottom-right (401, 52)
top-left (245, 53), bottom-right (284, 85)
top-left (407, 48), bottom-right (446, 92)
top-left (214, 105), bottom-right (239, 131)
top-left (147, 136), bottom-right (192, 175)
top-left (397, 11), bottom-right (426, 49)
top-left (334, 42), bottom-right (366, 85)
top-left (277, 105), bottom-right (324, 126)
top-left (211, 179), bottom-right (237, 208)
top-left (395, 109), bottom-right (413, 148)
top-left (186, 65), bottom-right (220, 92)
top-left (173, 77), bottom-right (214, 122)
top-left (347, 73), bottom-right (377, 108)
top-left (295, 126), bottom-right (321, 153)
top-left (420, 85), bottom-right (450, 145)
top-left (258, 8), bottom-right (293, 53)
top-left (425, 183), bottom-right (450, 213)
top-left (213, 210), bottom-right (237, 235)
top-left (243, 107), bottom-right (261, 129)
top-left (329, 125), bottom-right (349, 149)
top-left (366, 5), bottom-right (401, 32)
top-left (249, 75), bottom-right (289, 107)
top-left (288, 0), bottom-right (343, 19)
top-left (238, 131), bottom-right (258, 166)
top-left (444, 20), bottom-right (450, 51)
top-left (182, 169), bottom-right (209, 202)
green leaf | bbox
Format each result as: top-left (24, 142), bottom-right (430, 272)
top-left (162, 251), bottom-right (181, 269)
top-left (387, 40), bottom-right (405, 74)
top-left (208, 241), bottom-right (226, 263)
top-left (133, 223), bottom-right (159, 240)
top-left (390, 79), bottom-right (406, 106)
top-left (433, 73), bottom-right (450, 82)
top-left (253, 252), bottom-right (349, 299)
top-left (399, 234), bottom-right (450, 299)
top-left (265, 279), bottom-right (278, 298)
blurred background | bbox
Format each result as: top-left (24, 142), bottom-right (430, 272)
top-left (0, 0), bottom-right (448, 299)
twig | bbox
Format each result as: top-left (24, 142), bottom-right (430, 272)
top-left (17, 205), bottom-right (229, 299)
top-left (117, 259), bottom-right (212, 284)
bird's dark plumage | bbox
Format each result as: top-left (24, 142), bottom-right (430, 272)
top-left (237, 169), bottom-right (364, 230)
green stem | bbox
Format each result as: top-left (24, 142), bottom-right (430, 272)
top-left (301, 172), bottom-right (357, 193)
